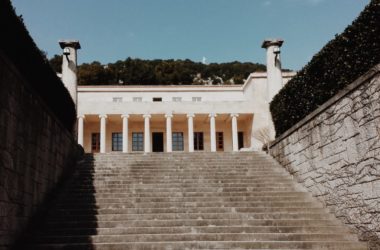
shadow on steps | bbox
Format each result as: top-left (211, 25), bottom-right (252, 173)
top-left (13, 154), bottom-right (98, 250)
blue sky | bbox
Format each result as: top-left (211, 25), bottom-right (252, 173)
top-left (11, 0), bottom-right (369, 70)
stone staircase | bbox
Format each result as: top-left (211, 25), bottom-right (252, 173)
top-left (20, 152), bottom-right (367, 249)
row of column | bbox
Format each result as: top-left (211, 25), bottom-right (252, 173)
top-left (77, 113), bottom-right (240, 153)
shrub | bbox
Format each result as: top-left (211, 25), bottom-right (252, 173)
top-left (270, 0), bottom-right (380, 135)
top-left (0, 0), bottom-right (76, 132)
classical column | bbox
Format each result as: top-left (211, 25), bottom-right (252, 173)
top-left (209, 113), bottom-right (217, 152)
top-left (99, 114), bottom-right (107, 153)
top-left (143, 114), bottom-right (151, 153)
top-left (77, 115), bottom-right (85, 147)
top-left (231, 113), bottom-right (239, 152)
top-left (165, 114), bottom-right (173, 152)
top-left (121, 114), bottom-right (129, 153)
top-left (187, 114), bottom-right (195, 152)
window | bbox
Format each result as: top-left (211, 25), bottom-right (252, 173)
top-left (238, 132), bottom-right (244, 150)
top-left (91, 133), bottom-right (100, 153)
top-left (194, 132), bottom-right (204, 151)
top-left (153, 97), bottom-right (162, 102)
top-left (192, 97), bottom-right (202, 102)
top-left (172, 132), bottom-right (184, 151)
top-left (132, 132), bottom-right (144, 151)
top-left (112, 132), bottom-right (122, 151)
top-left (216, 132), bottom-right (224, 151)
top-left (133, 97), bottom-right (142, 102)
top-left (172, 97), bottom-right (182, 102)
top-left (113, 97), bottom-right (122, 103)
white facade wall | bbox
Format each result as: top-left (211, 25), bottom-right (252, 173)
top-left (77, 72), bottom-right (295, 153)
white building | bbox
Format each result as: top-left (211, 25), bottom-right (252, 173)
top-left (59, 40), bottom-right (295, 154)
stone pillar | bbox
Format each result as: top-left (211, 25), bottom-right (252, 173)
top-left (99, 114), bottom-right (107, 153)
top-left (77, 115), bottom-right (85, 147)
top-left (165, 114), bottom-right (173, 152)
top-left (231, 113), bottom-right (239, 152)
top-left (121, 114), bottom-right (129, 153)
top-left (262, 39), bottom-right (284, 102)
top-left (187, 114), bottom-right (195, 152)
top-left (59, 40), bottom-right (81, 107)
top-left (143, 114), bottom-right (151, 153)
top-left (209, 113), bottom-right (217, 152)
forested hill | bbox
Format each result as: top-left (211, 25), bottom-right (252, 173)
top-left (49, 55), bottom-right (267, 85)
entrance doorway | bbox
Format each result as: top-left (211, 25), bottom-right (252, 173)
top-left (152, 132), bottom-right (164, 152)
top-left (91, 133), bottom-right (100, 153)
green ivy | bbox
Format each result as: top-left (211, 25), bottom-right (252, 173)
top-left (0, 0), bottom-right (76, 132)
top-left (270, 0), bottom-right (380, 136)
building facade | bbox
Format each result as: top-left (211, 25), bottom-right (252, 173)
top-left (59, 39), bottom-right (295, 153)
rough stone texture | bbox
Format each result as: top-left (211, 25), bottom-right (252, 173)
top-left (0, 51), bottom-right (81, 250)
top-left (270, 64), bottom-right (380, 249)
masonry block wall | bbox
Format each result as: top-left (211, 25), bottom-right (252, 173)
top-left (0, 51), bottom-right (81, 249)
top-left (270, 64), bottom-right (380, 249)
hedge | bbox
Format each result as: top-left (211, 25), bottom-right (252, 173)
top-left (270, 0), bottom-right (380, 136)
top-left (0, 0), bottom-right (76, 132)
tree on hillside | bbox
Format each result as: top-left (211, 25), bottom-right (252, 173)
top-left (75, 58), bottom-right (268, 85)
top-left (49, 54), bottom-right (62, 73)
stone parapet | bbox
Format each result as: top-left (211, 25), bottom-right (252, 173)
top-left (270, 64), bottom-right (380, 249)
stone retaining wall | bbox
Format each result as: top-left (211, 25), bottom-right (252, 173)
top-left (270, 64), bottom-right (380, 249)
top-left (0, 51), bottom-right (81, 249)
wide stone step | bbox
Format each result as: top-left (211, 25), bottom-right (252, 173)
top-left (58, 195), bottom-right (311, 203)
top-left (33, 233), bottom-right (360, 245)
top-left (38, 225), bottom-right (352, 236)
top-left (53, 200), bottom-right (320, 208)
top-left (44, 218), bottom-right (343, 229)
top-left (44, 212), bottom-right (334, 221)
top-left (85, 166), bottom-right (281, 170)
top-left (69, 183), bottom-right (296, 189)
top-left (26, 241), bottom-right (368, 250)
top-left (60, 191), bottom-right (309, 197)
top-left (49, 207), bottom-right (327, 216)
top-left (63, 182), bottom-right (300, 190)
top-left (64, 187), bottom-right (299, 193)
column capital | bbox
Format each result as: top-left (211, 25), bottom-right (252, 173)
top-left (165, 113), bottom-right (173, 118)
top-left (143, 114), bottom-right (151, 119)
top-left (187, 113), bottom-right (195, 118)
top-left (77, 115), bottom-right (85, 119)
top-left (230, 113), bottom-right (239, 118)
top-left (121, 114), bottom-right (130, 119)
top-left (99, 114), bottom-right (108, 119)
top-left (208, 113), bottom-right (217, 118)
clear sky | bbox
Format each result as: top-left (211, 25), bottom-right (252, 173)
top-left (11, 0), bottom-right (369, 70)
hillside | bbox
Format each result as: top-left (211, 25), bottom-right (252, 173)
top-left (49, 56), bottom-right (266, 85)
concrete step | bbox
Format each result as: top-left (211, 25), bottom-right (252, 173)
top-left (26, 241), bottom-right (368, 250)
top-left (57, 195), bottom-right (311, 203)
top-left (53, 200), bottom-right (322, 208)
top-left (43, 219), bottom-right (343, 229)
top-left (49, 207), bottom-right (328, 216)
top-left (63, 187), bottom-right (300, 192)
top-left (38, 225), bottom-right (353, 236)
top-left (44, 212), bottom-right (335, 221)
top-left (32, 233), bottom-right (357, 244)
top-left (59, 191), bottom-right (309, 197)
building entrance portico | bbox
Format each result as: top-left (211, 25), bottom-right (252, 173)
top-left (78, 113), bottom-right (252, 153)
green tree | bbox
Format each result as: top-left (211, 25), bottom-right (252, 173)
top-left (49, 54), bottom-right (62, 73)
